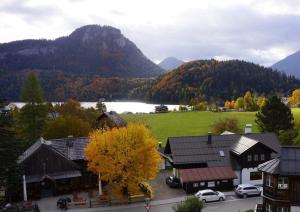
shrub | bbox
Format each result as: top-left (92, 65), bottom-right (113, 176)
top-left (173, 196), bottom-right (204, 212)
top-left (211, 118), bottom-right (242, 134)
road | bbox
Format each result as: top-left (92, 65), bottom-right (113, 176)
top-left (93, 196), bottom-right (262, 212)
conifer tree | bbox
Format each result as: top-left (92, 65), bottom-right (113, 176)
top-left (17, 72), bottom-right (47, 145)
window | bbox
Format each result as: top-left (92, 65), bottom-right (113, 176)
top-left (277, 207), bottom-right (288, 212)
top-left (261, 154), bottom-right (265, 161)
top-left (193, 183), bottom-right (199, 188)
top-left (219, 150), bottom-right (225, 157)
top-left (207, 181), bottom-right (215, 187)
top-left (248, 154), bottom-right (252, 162)
top-left (266, 175), bottom-right (273, 187)
top-left (278, 177), bottom-right (288, 190)
top-left (217, 181), bottom-right (220, 185)
top-left (250, 171), bottom-right (262, 180)
top-left (254, 154), bottom-right (259, 161)
top-left (200, 182), bottom-right (205, 186)
top-left (266, 203), bottom-right (272, 212)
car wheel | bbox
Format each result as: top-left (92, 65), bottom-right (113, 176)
top-left (243, 194), bottom-right (247, 199)
top-left (219, 197), bottom-right (224, 201)
top-left (202, 199), bottom-right (207, 203)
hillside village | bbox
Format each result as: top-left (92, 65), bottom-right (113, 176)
top-left (1, 71), bottom-right (300, 212)
top-left (1, 2), bottom-right (300, 211)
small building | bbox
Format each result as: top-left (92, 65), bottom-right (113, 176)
top-left (95, 111), bottom-right (127, 130)
top-left (164, 127), bottom-right (280, 193)
top-left (18, 137), bottom-right (98, 199)
top-left (258, 146), bottom-right (300, 212)
top-left (155, 105), bottom-right (168, 113)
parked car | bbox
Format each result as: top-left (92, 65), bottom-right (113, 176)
top-left (194, 189), bottom-right (226, 202)
top-left (166, 176), bottom-right (181, 188)
top-left (234, 184), bottom-right (261, 198)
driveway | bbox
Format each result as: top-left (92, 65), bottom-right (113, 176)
top-left (150, 170), bottom-right (185, 200)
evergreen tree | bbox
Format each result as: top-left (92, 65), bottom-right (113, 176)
top-left (96, 100), bottom-right (107, 114)
top-left (0, 105), bottom-right (23, 202)
top-left (255, 96), bottom-right (294, 135)
top-left (17, 73), bottom-right (47, 145)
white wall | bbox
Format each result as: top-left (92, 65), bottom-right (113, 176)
top-left (291, 206), bottom-right (300, 212)
top-left (241, 168), bottom-right (263, 185)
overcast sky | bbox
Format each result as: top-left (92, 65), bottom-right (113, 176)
top-left (1, 0), bottom-right (300, 66)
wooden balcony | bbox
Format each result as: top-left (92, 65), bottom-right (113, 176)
top-left (263, 186), bottom-right (290, 201)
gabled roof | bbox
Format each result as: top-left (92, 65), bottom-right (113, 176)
top-left (258, 146), bottom-right (300, 176)
top-left (165, 133), bottom-right (280, 167)
top-left (18, 137), bottom-right (88, 163)
top-left (258, 158), bottom-right (280, 174)
top-left (97, 111), bottom-right (127, 127)
top-left (231, 136), bottom-right (258, 155)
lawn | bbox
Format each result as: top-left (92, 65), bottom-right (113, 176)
top-left (122, 108), bottom-right (300, 145)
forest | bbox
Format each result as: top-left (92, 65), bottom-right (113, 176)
top-left (129, 60), bottom-right (300, 104)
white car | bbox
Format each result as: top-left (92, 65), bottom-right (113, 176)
top-left (194, 189), bottom-right (226, 202)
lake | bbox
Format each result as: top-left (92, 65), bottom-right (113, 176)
top-left (12, 102), bottom-right (180, 114)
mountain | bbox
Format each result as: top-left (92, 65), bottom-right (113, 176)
top-left (129, 60), bottom-right (300, 104)
top-left (272, 50), bottom-right (300, 78)
top-left (0, 25), bottom-right (163, 78)
top-left (0, 25), bottom-right (165, 101)
top-left (158, 57), bottom-right (184, 70)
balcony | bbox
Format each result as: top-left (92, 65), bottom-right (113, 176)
top-left (263, 186), bottom-right (290, 201)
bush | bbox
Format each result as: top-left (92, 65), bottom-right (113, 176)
top-left (139, 182), bottom-right (154, 199)
top-left (211, 118), bottom-right (242, 134)
top-left (173, 196), bottom-right (204, 212)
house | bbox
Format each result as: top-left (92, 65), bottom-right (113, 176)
top-left (18, 137), bottom-right (98, 199)
top-left (258, 146), bottom-right (300, 212)
top-left (155, 105), bottom-right (168, 113)
top-left (95, 111), bottom-right (127, 130)
top-left (164, 126), bottom-right (280, 193)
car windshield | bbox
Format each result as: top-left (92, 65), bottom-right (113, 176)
top-left (215, 191), bottom-right (219, 195)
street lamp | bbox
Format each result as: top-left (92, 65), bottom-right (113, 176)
top-left (144, 197), bottom-right (151, 212)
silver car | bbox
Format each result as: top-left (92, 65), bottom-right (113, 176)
top-left (195, 189), bottom-right (226, 202)
top-left (234, 184), bottom-right (261, 198)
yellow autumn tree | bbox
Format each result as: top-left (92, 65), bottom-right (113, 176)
top-left (85, 124), bottom-right (161, 199)
top-left (224, 101), bottom-right (231, 108)
top-left (290, 89), bottom-right (300, 106)
top-left (257, 96), bottom-right (266, 109)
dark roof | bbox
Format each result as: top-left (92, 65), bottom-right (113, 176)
top-left (179, 166), bottom-right (237, 182)
top-left (259, 146), bottom-right (300, 176)
top-left (19, 137), bottom-right (88, 163)
top-left (165, 133), bottom-right (280, 167)
top-left (26, 170), bottom-right (82, 183)
top-left (97, 111), bottom-right (127, 127)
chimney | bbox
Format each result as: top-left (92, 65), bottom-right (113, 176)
top-left (244, 124), bottom-right (252, 134)
top-left (66, 135), bottom-right (74, 159)
top-left (207, 132), bottom-right (212, 144)
top-left (158, 142), bottom-right (162, 148)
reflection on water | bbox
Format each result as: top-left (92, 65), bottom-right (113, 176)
top-left (12, 101), bottom-right (179, 114)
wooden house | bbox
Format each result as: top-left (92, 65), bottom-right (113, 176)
top-left (18, 137), bottom-right (98, 199)
top-left (164, 129), bottom-right (280, 193)
top-left (95, 111), bottom-right (127, 130)
top-left (258, 146), bottom-right (300, 212)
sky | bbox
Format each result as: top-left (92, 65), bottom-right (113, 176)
top-left (1, 0), bottom-right (300, 66)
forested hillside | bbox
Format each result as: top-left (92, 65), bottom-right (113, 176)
top-left (129, 60), bottom-right (300, 104)
top-left (0, 69), bottom-right (151, 101)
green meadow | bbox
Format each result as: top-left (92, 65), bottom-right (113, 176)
top-left (122, 108), bottom-right (300, 145)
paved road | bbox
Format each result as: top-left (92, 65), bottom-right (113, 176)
top-left (91, 196), bottom-right (262, 212)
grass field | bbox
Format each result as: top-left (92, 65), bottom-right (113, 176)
top-left (122, 108), bottom-right (300, 145)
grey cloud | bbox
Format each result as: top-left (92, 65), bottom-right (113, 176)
top-left (121, 5), bottom-right (300, 66)
top-left (0, 0), bottom-right (62, 25)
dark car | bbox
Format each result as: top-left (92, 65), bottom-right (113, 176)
top-left (166, 176), bottom-right (181, 188)
top-left (57, 197), bottom-right (71, 209)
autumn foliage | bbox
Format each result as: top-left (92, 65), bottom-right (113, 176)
top-left (85, 124), bottom-right (161, 199)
